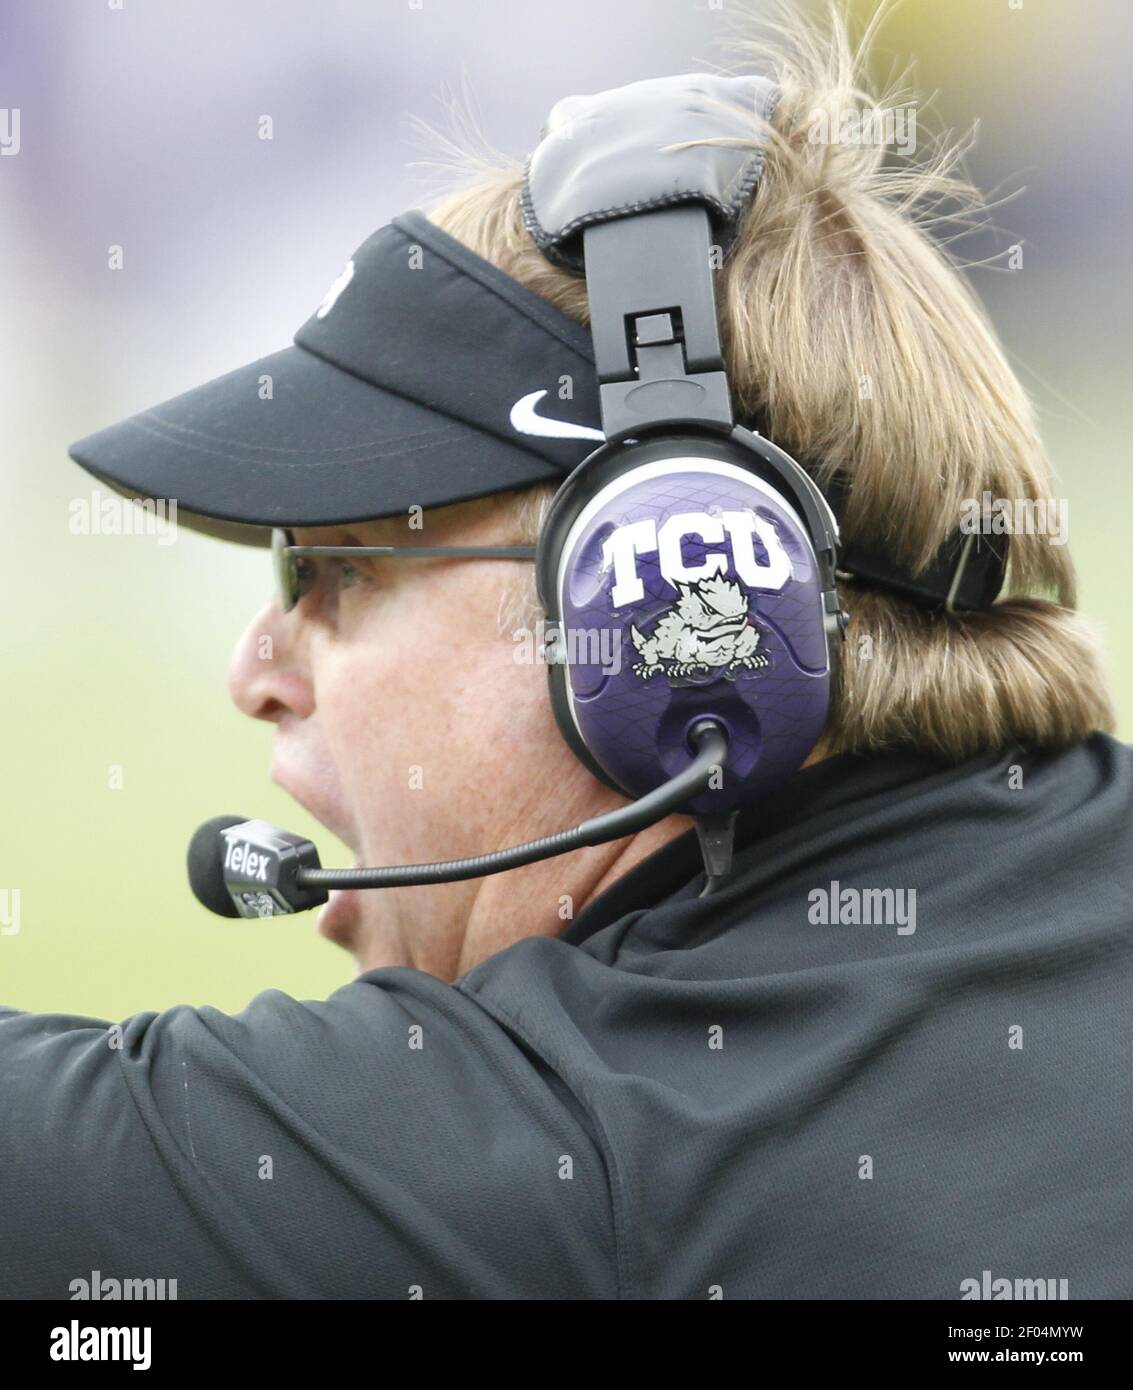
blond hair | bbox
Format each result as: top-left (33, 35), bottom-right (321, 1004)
top-left (418, 2), bottom-right (1114, 759)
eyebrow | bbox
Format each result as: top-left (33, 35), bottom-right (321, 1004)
top-left (292, 525), bottom-right (394, 547)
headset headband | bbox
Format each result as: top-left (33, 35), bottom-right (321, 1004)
top-left (523, 72), bottom-right (1005, 612)
top-left (523, 73), bottom-right (779, 446)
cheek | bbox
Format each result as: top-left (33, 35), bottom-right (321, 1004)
top-left (308, 573), bottom-right (553, 851)
top-left (301, 578), bottom-right (508, 834)
top-left (307, 627), bottom-right (407, 846)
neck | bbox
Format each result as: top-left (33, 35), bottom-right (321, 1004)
top-left (350, 740), bottom-right (830, 981)
top-left (451, 812), bottom-right (695, 978)
top-left (347, 811), bottom-right (693, 982)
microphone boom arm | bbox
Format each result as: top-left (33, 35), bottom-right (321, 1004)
top-left (297, 719), bottom-right (729, 891)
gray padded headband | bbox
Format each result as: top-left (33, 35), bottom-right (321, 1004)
top-left (522, 72), bottom-right (781, 272)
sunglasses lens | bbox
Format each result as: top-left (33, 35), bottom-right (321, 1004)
top-left (271, 528), bottom-right (299, 611)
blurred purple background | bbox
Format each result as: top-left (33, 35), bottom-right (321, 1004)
top-left (1, 0), bottom-right (1130, 1015)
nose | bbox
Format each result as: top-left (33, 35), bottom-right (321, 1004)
top-left (228, 600), bottom-right (315, 723)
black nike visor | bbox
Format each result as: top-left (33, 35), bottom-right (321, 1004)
top-left (67, 206), bottom-right (1004, 608)
top-left (68, 209), bottom-right (604, 544)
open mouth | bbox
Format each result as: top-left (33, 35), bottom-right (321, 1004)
top-left (269, 728), bottom-right (361, 861)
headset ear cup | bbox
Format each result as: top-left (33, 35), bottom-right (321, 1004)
top-left (538, 433), bottom-right (836, 813)
top-left (544, 660), bottom-right (624, 793)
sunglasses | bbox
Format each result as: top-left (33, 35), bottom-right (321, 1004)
top-left (271, 527), bottom-right (537, 613)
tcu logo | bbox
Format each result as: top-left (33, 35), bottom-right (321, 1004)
top-left (602, 510), bottom-right (792, 608)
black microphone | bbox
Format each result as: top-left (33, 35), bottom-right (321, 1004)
top-left (188, 815), bottom-right (328, 918)
top-left (188, 720), bottom-right (730, 917)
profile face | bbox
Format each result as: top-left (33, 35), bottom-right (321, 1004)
top-left (226, 500), bottom-right (566, 975)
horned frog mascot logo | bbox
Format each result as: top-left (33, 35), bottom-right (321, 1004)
top-left (630, 573), bottom-right (770, 681)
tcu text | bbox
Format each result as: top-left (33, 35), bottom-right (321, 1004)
top-left (603, 510), bottom-right (792, 608)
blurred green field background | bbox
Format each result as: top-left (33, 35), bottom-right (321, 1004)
top-left (2, 0), bottom-right (1130, 1019)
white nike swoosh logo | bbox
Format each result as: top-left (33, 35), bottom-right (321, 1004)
top-left (510, 390), bottom-right (604, 442)
top-left (315, 259), bottom-right (355, 319)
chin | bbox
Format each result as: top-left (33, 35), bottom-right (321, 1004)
top-left (317, 887), bottom-right (362, 951)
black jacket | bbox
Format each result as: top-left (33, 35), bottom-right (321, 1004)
top-left (2, 735), bottom-right (1131, 1299)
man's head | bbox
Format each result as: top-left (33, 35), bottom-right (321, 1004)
top-left (75, 7), bottom-right (1117, 980)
